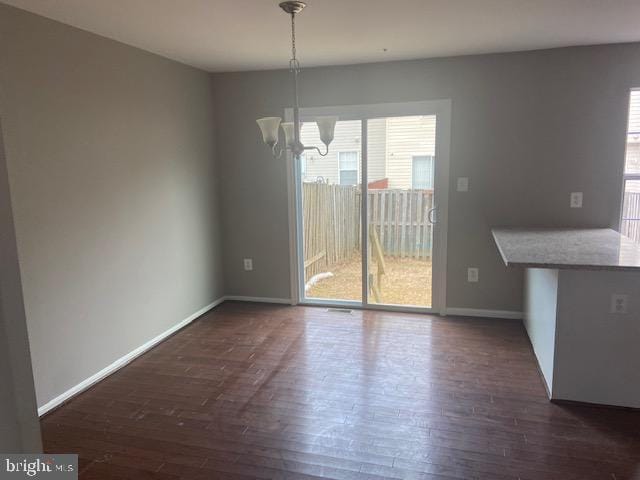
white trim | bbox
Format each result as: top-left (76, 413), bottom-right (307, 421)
top-left (37, 297), bottom-right (225, 416)
top-left (300, 299), bottom-right (361, 308)
top-left (295, 101), bottom-right (451, 122)
top-left (301, 300), bottom-right (439, 315)
top-left (445, 307), bottom-right (523, 320)
top-left (432, 101), bottom-right (451, 315)
top-left (224, 295), bottom-right (293, 305)
top-left (360, 121), bottom-right (369, 307)
top-left (294, 301), bottom-right (518, 318)
top-left (618, 87), bottom-right (640, 233)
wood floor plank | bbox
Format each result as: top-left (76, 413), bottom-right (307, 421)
top-left (41, 302), bottom-right (640, 479)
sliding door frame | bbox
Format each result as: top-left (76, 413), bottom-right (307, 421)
top-left (286, 100), bottom-right (451, 314)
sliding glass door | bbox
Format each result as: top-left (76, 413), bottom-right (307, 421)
top-left (299, 120), bottom-right (363, 303)
top-left (366, 116), bottom-right (436, 308)
top-left (292, 101), bottom-right (450, 313)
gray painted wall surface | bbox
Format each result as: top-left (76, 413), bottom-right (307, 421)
top-left (0, 117), bottom-right (41, 452)
top-left (0, 4), bottom-right (223, 407)
top-left (212, 44), bottom-right (640, 310)
top-left (554, 269), bottom-right (640, 408)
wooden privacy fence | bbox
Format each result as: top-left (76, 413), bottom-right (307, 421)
top-left (302, 182), bottom-right (434, 280)
top-left (303, 183), bottom-right (360, 279)
top-left (366, 188), bottom-right (434, 260)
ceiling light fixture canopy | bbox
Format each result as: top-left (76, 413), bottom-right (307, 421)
top-left (256, 1), bottom-right (337, 159)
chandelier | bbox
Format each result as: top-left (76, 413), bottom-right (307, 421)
top-left (256, 1), bottom-right (338, 159)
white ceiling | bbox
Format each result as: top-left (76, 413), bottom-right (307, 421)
top-left (4, 0), bottom-right (640, 72)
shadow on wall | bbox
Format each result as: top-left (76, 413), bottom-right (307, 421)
top-left (0, 116), bottom-right (42, 452)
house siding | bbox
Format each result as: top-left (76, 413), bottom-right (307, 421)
top-left (300, 115), bottom-right (436, 189)
top-left (367, 118), bottom-right (386, 184)
top-left (301, 120), bottom-right (360, 184)
top-left (385, 115), bottom-right (436, 189)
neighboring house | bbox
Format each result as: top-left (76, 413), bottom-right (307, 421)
top-left (300, 115), bottom-right (436, 190)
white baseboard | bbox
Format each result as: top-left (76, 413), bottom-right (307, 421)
top-left (224, 295), bottom-right (293, 305)
top-left (37, 297), bottom-right (225, 417)
top-left (224, 298), bottom-right (520, 319)
top-left (445, 307), bottom-right (523, 320)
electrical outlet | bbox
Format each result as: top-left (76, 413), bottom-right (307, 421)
top-left (467, 267), bottom-right (479, 283)
top-left (610, 294), bottom-right (628, 314)
top-left (570, 192), bottom-right (583, 208)
top-left (243, 258), bottom-right (253, 271)
top-left (457, 177), bottom-right (469, 192)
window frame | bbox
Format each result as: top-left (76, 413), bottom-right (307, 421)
top-left (620, 88), bottom-right (640, 237)
top-left (337, 150), bottom-right (359, 186)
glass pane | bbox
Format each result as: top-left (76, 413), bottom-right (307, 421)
top-left (339, 151), bottom-right (358, 170)
top-left (625, 91), bottom-right (640, 175)
top-left (366, 116), bottom-right (436, 308)
top-left (300, 120), bottom-right (362, 302)
top-left (622, 179), bottom-right (640, 243)
top-left (412, 156), bottom-right (434, 189)
top-left (340, 169), bottom-right (357, 186)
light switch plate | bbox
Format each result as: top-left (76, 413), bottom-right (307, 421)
top-left (243, 258), bottom-right (253, 271)
top-left (570, 192), bottom-right (583, 208)
top-left (457, 177), bottom-right (469, 192)
top-left (467, 267), bottom-right (479, 283)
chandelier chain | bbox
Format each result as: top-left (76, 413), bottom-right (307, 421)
top-left (257, 2), bottom-right (334, 159)
top-left (289, 13), bottom-right (300, 72)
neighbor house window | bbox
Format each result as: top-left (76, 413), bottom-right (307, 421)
top-left (412, 155), bottom-right (434, 189)
top-left (621, 90), bottom-right (640, 243)
top-left (339, 151), bottom-right (358, 185)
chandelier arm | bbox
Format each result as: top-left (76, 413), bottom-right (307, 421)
top-left (303, 145), bottom-right (329, 157)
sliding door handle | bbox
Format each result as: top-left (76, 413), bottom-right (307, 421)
top-left (428, 207), bottom-right (437, 225)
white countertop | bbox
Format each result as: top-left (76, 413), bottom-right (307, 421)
top-left (492, 228), bottom-right (640, 271)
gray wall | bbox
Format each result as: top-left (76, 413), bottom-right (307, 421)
top-left (0, 117), bottom-right (41, 452)
top-left (554, 269), bottom-right (640, 408)
top-left (0, 4), bottom-right (223, 408)
top-left (212, 44), bottom-right (640, 310)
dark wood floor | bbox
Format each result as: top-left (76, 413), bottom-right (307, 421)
top-left (42, 302), bottom-right (640, 479)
